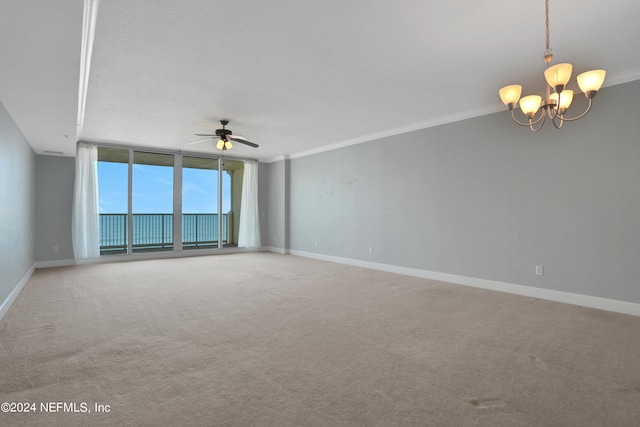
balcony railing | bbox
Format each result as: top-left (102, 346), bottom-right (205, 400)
top-left (100, 213), bottom-right (230, 254)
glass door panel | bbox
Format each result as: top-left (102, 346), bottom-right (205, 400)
top-left (182, 156), bottom-right (219, 249)
top-left (132, 151), bottom-right (174, 253)
top-left (97, 147), bottom-right (129, 255)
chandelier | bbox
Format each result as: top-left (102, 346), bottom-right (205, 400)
top-left (498, 0), bottom-right (606, 131)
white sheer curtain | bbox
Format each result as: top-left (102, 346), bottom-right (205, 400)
top-left (72, 142), bottom-right (101, 259)
top-left (238, 160), bottom-right (261, 248)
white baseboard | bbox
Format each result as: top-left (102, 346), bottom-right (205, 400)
top-left (34, 259), bottom-right (77, 268)
top-left (289, 250), bottom-right (640, 317)
top-left (0, 264), bottom-right (36, 322)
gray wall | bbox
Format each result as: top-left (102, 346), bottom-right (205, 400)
top-left (262, 159), bottom-right (288, 251)
top-left (35, 155), bottom-right (75, 262)
top-left (258, 161), bottom-right (270, 247)
top-left (287, 79), bottom-right (640, 304)
top-left (0, 101), bottom-right (36, 306)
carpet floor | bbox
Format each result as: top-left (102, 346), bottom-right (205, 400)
top-left (1, 253), bottom-right (639, 426)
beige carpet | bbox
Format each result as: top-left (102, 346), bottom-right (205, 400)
top-left (1, 253), bottom-right (640, 426)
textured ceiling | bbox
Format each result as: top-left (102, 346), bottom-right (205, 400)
top-left (1, 0), bottom-right (640, 161)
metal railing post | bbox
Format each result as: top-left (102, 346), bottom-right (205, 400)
top-left (195, 214), bottom-right (199, 246)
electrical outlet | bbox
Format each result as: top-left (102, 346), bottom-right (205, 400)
top-left (535, 265), bottom-right (544, 276)
top-left (368, 246), bottom-right (373, 254)
top-left (53, 246), bottom-right (59, 253)
top-left (314, 241), bottom-right (318, 247)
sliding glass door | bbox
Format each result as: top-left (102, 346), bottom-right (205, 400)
top-left (132, 152), bottom-right (174, 253)
top-left (182, 156), bottom-right (219, 249)
top-left (97, 146), bottom-right (252, 256)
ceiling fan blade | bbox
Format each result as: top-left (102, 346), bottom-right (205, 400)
top-left (230, 137), bottom-right (259, 148)
top-left (194, 133), bottom-right (216, 137)
top-left (190, 138), bottom-right (213, 145)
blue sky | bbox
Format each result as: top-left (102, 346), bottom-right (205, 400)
top-left (98, 162), bottom-right (231, 214)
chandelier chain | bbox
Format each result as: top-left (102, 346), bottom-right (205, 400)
top-left (544, 0), bottom-right (551, 58)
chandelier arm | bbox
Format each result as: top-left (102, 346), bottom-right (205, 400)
top-left (551, 115), bottom-right (564, 129)
top-left (547, 92), bottom-right (560, 120)
top-left (510, 111), bottom-right (533, 127)
top-left (529, 113), bottom-right (546, 132)
top-left (510, 109), bottom-right (545, 127)
top-left (555, 98), bottom-right (593, 122)
top-left (543, 103), bottom-right (559, 120)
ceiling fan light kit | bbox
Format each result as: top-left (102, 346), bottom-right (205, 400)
top-left (216, 139), bottom-right (232, 150)
top-left (192, 120), bottom-right (259, 151)
top-left (498, 0), bottom-right (606, 131)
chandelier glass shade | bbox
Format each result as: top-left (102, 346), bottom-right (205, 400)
top-left (498, 0), bottom-right (606, 131)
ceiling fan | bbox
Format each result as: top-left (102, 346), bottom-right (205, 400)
top-left (191, 120), bottom-right (259, 150)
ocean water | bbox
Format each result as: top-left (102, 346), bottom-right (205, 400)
top-left (100, 213), bottom-right (228, 248)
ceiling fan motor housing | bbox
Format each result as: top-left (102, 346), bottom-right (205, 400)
top-left (216, 120), bottom-right (232, 140)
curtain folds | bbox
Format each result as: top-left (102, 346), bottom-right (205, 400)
top-left (72, 142), bottom-right (101, 259)
top-left (238, 160), bottom-right (261, 248)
